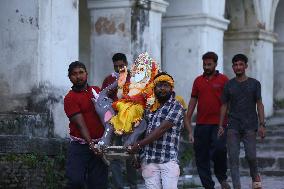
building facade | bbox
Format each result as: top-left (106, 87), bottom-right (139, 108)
top-left (0, 0), bottom-right (283, 138)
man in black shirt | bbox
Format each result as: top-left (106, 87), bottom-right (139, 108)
top-left (218, 54), bottom-right (266, 189)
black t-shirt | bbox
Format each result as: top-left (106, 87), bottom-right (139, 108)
top-left (221, 77), bottom-right (261, 131)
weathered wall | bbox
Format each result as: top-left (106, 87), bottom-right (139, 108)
top-left (0, 0), bottom-right (79, 137)
top-left (163, 0), bottom-right (228, 104)
top-left (79, 0), bottom-right (91, 72)
top-left (87, 0), bottom-right (168, 86)
top-left (274, 0), bottom-right (284, 101)
top-left (0, 0), bottom-right (39, 111)
top-left (224, 0), bottom-right (277, 116)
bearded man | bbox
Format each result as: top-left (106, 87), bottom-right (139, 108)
top-left (128, 72), bottom-right (186, 189)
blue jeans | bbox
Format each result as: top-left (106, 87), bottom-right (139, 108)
top-left (193, 125), bottom-right (228, 189)
top-left (227, 129), bottom-right (259, 189)
top-left (65, 142), bottom-right (108, 189)
top-left (110, 136), bottom-right (137, 189)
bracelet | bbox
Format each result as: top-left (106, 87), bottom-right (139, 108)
top-left (89, 141), bottom-right (95, 150)
top-left (137, 143), bottom-right (142, 150)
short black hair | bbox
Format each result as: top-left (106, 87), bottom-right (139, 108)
top-left (232, 54), bottom-right (248, 64)
top-left (112, 53), bottom-right (127, 63)
top-left (202, 52), bottom-right (218, 63)
top-left (68, 61), bottom-right (86, 77)
top-left (154, 71), bottom-right (174, 81)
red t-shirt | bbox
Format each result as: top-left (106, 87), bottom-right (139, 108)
top-left (64, 86), bottom-right (104, 139)
top-left (102, 74), bottom-right (119, 101)
top-left (101, 72), bottom-right (131, 101)
top-left (191, 72), bottom-right (228, 125)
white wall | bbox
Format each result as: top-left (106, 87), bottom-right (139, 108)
top-left (0, 0), bottom-right (39, 110)
top-left (163, 0), bottom-right (228, 103)
top-left (0, 0), bottom-right (79, 138)
top-left (87, 0), bottom-right (167, 86)
top-left (274, 0), bottom-right (284, 100)
top-left (38, 0), bottom-right (79, 138)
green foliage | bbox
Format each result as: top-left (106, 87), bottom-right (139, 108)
top-left (179, 146), bottom-right (193, 170)
top-left (1, 152), bottom-right (66, 189)
top-left (179, 130), bottom-right (194, 175)
top-left (274, 99), bottom-right (284, 109)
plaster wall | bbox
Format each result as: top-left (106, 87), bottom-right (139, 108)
top-left (0, 0), bottom-right (79, 138)
top-left (274, 0), bottom-right (284, 100)
top-left (162, 0), bottom-right (228, 103)
top-left (0, 0), bottom-right (39, 111)
top-left (165, 0), bottom-right (225, 17)
top-left (162, 25), bottom-right (226, 103)
top-left (88, 7), bottom-right (132, 86)
top-left (38, 0), bottom-right (79, 138)
top-left (224, 38), bottom-right (274, 116)
top-left (88, 0), bottom-right (167, 86)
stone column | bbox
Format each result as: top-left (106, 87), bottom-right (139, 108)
top-left (162, 0), bottom-right (229, 103)
top-left (87, 0), bottom-right (168, 85)
top-left (224, 30), bottom-right (276, 116)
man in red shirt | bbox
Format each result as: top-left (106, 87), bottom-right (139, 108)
top-left (186, 52), bottom-right (230, 189)
top-left (64, 61), bottom-right (108, 189)
top-left (101, 53), bottom-right (137, 189)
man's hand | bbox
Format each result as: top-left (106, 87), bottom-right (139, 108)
top-left (188, 133), bottom-right (194, 143)
top-left (258, 126), bottom-right (266, 139)
top-left (89, 142), bottom-right (103, 156)
top-left (217, 126), bottom-right (225, 137)
top-left (127, 143), bottom-right (141, 154)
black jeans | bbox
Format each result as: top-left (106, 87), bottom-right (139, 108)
top-left (65, 142), bottom-right (108, 189)
top-left (194, 125), bottom-right (228, 189)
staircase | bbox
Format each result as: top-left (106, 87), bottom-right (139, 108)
top-left (240, 110), bottom-right (284, 176)
top-left (0, 112), bottom-right (66, 155)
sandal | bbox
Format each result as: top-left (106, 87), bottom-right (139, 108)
top-left (252, 181), bottom-right (262, 189)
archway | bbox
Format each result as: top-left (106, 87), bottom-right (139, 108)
top-left (273, 0), bottom-right (284, 107)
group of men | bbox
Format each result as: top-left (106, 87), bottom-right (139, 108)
top-left (64, 51), bottom-right (266, 189)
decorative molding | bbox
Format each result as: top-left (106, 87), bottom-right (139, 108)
top-left (224, 29), bottom-right (277, 43)
top-left (274, 42), bottom-right (284, 51)
top-left (88, 0), bottom-right (168, 13)
top-left (88, 0), bottom-right (134, 9)
top-left (162, 14), bottom-right (230, 31)
top-left (149, 0), bottom-right (169, 13)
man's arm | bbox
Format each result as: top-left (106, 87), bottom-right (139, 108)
top-left (185, 97), bottom-right (197, 143)
top-left (257, 99), bottom-right (266, 138)
top-left (218, 103), bottom-right (228, 137)
top-left (128, 120), bottom-right (174, 153)
top-left (70, 114), bottom-right (100, 154)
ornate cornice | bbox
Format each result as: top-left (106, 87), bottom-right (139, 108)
top-left (224, 29), bottom-right (277, 43)
top-left (88, 0), bottom-right (168, 13)
top-left (162, 14), bottom-right (229, 31)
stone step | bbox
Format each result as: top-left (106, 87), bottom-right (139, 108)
top-left (0, 113), bottom-right (53, 138)
top-left (0, 135), bottom-right (67, 155)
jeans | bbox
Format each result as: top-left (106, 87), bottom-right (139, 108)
top-left (65, 142), bottom-right (108, 189)
top-left (227, 129), bottom-right (259, 189)
top-left (141, 161), bottom-right (180, 189)
top-left (193, 125), bottom-right (228, 189)
top-left (110, 158), bottom-right (137, 189)
top-left (110, 136), bottom-right (137, 189)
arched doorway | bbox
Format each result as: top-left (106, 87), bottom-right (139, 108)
top-left (274, 0), bottom-right (284, 108)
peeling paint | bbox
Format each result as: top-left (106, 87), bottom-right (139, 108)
top-left (95, 17), bottom-right (116, 35)
top-left (131, 1), bottom-right (150, 58)
top-left (73, 0), bottom-right (77, 9)
top-left (118, 22), bottom-right (125, 32)
top-left (27, 83), bottom-right (64, 113)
